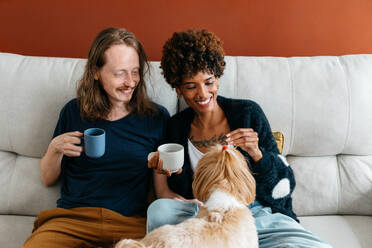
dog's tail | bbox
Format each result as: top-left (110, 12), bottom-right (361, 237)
top-left (114, 239), bottom-right (147, 248)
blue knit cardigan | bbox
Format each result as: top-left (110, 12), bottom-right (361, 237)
top-left (165, 95), bottom-right (298, 221)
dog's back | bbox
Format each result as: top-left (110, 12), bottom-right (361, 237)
top-left (135, 206), bottom-right (258, 248)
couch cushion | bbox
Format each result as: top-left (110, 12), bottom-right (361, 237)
top-left (0, 215), bottom-right (35, 248)
top-left (299, 215), bottom-right (372, 248)
top-left (0, 53), bottom-right (81, 158)
top-left (0, 151), bottom-right (59, 216)
top-left (290, 155), bottom-right (372, 216)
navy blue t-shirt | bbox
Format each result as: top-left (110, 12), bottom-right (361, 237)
top-left (53, 99), bottom-right (169, 217)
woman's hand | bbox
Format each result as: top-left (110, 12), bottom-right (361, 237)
top-left (226, 128), bottom-right (263, 162)
top-left (181, 198), bottom-right (204, 208)
top-left (148, 151), bottom-right (182, 176)
top-left (50, 131), bottom-right (83, 157)
top-left (172, 196), bottom-right (204, 208)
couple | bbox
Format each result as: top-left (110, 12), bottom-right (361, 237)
top-left (23, 27), bottom-right (331, 248)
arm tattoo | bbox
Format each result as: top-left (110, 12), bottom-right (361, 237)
top-left (190, 133), bottom-right (228, 148)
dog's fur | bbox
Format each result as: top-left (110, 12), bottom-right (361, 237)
top-left (115, 145), bottom-right (258, 248)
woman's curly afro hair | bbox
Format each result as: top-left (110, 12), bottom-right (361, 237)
top-left (160, 29), bottom-right (226, 88)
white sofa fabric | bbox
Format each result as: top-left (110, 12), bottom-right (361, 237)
top-left (0, 52), bottom-right (371, 248)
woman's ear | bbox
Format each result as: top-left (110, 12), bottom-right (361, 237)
top-left (175, 86), bottom-right (182, 98)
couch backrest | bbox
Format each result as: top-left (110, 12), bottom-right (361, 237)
top-left (217, 55), bottom-right (372, 216)
top-left (0, 53), bottom-right (177, 216)
top-left (0, 52), bottom-right (371, 217)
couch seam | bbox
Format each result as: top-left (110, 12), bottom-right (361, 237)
top-left (335, 154), bottom-right (342, 214)
top-left (286, 58), bottom-right (295, 154)
top-left (6, 154), bottom-right (18, 214)
top-left (336, 56), bottom-right (352, 214)
top-left (337, 57), bottom-right (352, 154)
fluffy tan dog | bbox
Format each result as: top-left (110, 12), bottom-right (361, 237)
top-left (115, 145), bottom-right (258, 248)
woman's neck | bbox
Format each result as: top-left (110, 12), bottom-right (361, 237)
top-left (192, 105), bottom-right (225, 129)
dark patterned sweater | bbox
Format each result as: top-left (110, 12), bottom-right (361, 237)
top-left (165, 95), bottom-right (298, 221)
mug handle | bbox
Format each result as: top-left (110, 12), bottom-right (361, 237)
top-left (80, 136), bottom-right (84, 146)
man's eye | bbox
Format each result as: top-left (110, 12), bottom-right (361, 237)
top-left (115, 72), bottom-right (124, 77)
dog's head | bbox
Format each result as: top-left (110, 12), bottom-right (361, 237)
top-left (192, 145), bottom-right (256, 205)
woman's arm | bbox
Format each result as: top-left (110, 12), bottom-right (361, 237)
top-left (153, 172), bottom-right (185, 200)
top-left (227, 101), bottom-right (297, 220)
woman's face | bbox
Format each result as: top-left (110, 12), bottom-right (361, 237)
top-left (176, 71), bottom-right (219, 114)
top-left (95, 44), bottom-right (140, 107)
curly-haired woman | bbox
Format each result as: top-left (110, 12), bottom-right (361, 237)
top-left (23, 27), bottom-right (169, 248)
top-left (147, 29), bottom-right (331, 248)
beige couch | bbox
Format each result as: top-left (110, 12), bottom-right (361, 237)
top-left (1, 52), bottom-right (371, 248)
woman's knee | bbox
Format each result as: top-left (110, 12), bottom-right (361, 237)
top-left (147, 199), bottom-right (176, 225)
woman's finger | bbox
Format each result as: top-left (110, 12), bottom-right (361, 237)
top-left (233, 139), bottom-right (258, 146)
top-left (226, 128), bottom-right (253, 137)
top-left (226, 129), bottom-right (256, 142)
top-left (175, 168), bottom-right (183, 175)
top-left (156, 159), bottom-right (164, 173)
top-left (228, 136), bottom-right (259, 146)
top-left (148, 152), bottom-right (159, 169)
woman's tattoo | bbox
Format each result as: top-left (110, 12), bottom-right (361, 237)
top-left (190, 133), bottom-right (228, 148)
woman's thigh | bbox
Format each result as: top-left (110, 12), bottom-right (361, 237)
top-left (250, 202), bottom-right (332, 248)
top-left (146, 199), bottom-right (199, 233)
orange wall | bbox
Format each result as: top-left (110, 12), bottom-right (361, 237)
top-left (1, 0), bottom-right (372, 60)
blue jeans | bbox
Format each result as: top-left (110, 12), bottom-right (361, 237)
top-left (147, 199), bottom-right (332, 248)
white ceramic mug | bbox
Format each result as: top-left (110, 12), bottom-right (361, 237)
top-left (148, 143), bottom-right (184, 173)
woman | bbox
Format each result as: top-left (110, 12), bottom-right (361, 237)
top-left (148, 29), bottom-right (331, 248)
top-left (23, 27), bottom-right (169, 248)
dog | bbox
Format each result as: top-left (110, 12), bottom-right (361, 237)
top-left (115, 145), bottom-right (258, 248)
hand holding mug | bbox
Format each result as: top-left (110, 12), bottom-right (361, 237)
top-left (148, 143), bottom-right (184, 176)
top-left (226, 128), bottom-right (263, 162)
top-left (50, 131), bottom-right (83, 157)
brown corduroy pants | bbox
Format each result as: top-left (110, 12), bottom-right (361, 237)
top-left (23, 207), bottom-right (146, 248)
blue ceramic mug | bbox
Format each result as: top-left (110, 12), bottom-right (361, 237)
top-left (84, 128), bottom-right (105, 158)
